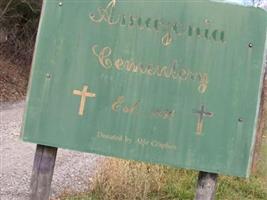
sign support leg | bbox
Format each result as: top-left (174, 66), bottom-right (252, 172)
top-left (30, 144), bottom-right (58, 200)
top-left (194, 171), bottom-right (218, 200)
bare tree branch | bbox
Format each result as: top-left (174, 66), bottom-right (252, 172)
top-left (0, 0), bottom-right (14, 19)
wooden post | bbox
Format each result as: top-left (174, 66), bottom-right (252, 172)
top-left (195, 171), bottom-right (218, 200)
top-left (30, 144), bottom-right (58, 200)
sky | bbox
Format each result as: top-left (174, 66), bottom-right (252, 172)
top-left (216, 0), bottom-right (267, 8)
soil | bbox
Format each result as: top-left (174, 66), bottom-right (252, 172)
top-left (0, 58), bottom-right (29, 103)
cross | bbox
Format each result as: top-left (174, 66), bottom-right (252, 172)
top-left (73, 85), bottom-right (96, 116)
top-left (193, 105), bottom-right (213, 135)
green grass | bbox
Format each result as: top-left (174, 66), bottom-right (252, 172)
top-left (61, 173), bottom-right (267, 200)
top-left (61, 166), bottom-right (266, 199)
top-left (61, 135), bottom-right (267, 200)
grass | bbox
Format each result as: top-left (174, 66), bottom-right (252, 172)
top-left (60, 137), bottom-right (267, 200)
top-left (60, 168), bottom-right (267, 200)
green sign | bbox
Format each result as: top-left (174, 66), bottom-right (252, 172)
top-left (21, 0), bottom-right (267, 177)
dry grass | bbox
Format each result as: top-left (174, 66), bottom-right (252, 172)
top-left (90, 159), bottom-right (168, 200)
top-left (61, 156), bottom-right (266, 200)
top-left (59, 159), bottom-right (197, 200)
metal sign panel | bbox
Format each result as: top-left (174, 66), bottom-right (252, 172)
top-left (21, 0), bottom-right (267, 177)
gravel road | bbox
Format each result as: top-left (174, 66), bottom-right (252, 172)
top-left (0, 101), bottom-right (103, 200)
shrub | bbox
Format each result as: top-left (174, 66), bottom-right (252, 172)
top-left (0, 0), bottom-right (42, 66)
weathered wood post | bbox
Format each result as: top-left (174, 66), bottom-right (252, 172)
top-left (30, 145), bottom-right (58, 200)
top-left (195, 171), bottom-right (218, 200)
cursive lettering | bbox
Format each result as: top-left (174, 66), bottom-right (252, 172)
top-left (93, 45), bottom-right (209, 94)
top-left (89, 1), bottom-right (226, 46)
top-left (112, 96), bottom-right (140, 113)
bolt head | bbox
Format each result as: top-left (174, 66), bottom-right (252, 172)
top-left (238, 118), bottom-right (243, 123)
top-left (204, 19), bottom-right (210, 24)
top-left (46, 73), bottom-right (51, 79)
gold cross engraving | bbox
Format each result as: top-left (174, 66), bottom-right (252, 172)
top-left (193, 105), bottom-right (213, 135)
top-left (73, 85), bottom-right (96, 116)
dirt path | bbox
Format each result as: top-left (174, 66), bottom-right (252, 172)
top-left (0, 101), bottom-right (103, 200)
